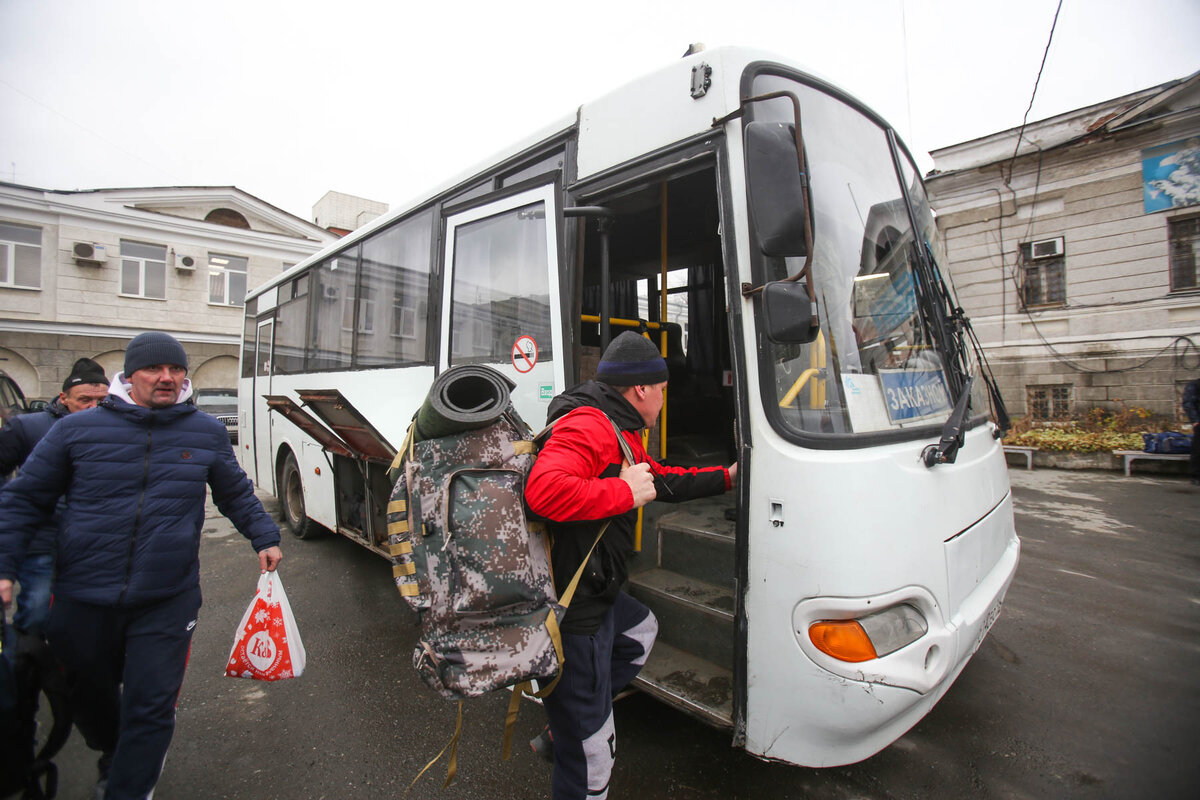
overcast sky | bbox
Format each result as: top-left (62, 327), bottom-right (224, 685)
top-left (1, 0), bottom-right (1197, 223)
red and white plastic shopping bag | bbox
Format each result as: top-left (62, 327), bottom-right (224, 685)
top-left (225, 571), bottom-right (306, 681)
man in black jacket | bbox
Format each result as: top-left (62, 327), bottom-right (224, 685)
top-left (1184, 376), bottom-right (1199, 485)
top-left (525, 332), bottom-right (735, 800)
top-left (0, 357), bottom-right (109, 640)
top-left (0, 358), bottom-right (109, 797)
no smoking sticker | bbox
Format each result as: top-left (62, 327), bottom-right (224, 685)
top-left (512, 335), bottom-right (538, 373)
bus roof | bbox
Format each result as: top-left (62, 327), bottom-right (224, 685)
top-left (246, 46), bottom-right (886, 302)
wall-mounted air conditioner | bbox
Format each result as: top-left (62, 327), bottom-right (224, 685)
top-left (1030, 237), bottom-right (1064, 260)
top-left (73, 242), bottom-right (107, 265)
top-left (171, 249), bottom-right (197, 270)
top-left (322, 284), bottom-right (340, 301)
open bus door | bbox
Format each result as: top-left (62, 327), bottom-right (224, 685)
top-left (438, 181), bottom-right (566, 429)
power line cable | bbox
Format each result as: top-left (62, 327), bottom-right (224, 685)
top-left (1006, 0), bottom-right (1064, 174)
top-left (0, 78), bottom-right (185, 185)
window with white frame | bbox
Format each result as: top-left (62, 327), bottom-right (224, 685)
top-left (1027, 384), bottom-right (1072, 420)
top-left (120, 240), bottom-right (167, 299)
top-left (208, 253), bottom-right (248, 306)
top-left (392, 298), bottom-right (425, 340)
top-left (1018, 241), bottom-right (1066, 308)
top-left (1168, 215), bottom-right (1199, 292)
top-left (350, 286), bottom-right (376, 333)
top-left (0, 221), bottom-right (41, 289)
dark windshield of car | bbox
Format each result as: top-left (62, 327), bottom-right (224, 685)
top-left (0, 371), bottom-right (29, 425)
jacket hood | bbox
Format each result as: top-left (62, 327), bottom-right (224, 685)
top-left (101, 375), bottom-right (197, 422)
top-left (45, 396), bottom-right (70, 419)
top-left (546, 380), bottom-right (644, 432)
top-left (108, 372), bottom-right (195, 407)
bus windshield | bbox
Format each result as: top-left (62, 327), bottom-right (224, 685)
top-left (751, 73), bottom-right (958, 438)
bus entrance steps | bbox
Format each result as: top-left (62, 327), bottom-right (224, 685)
top-left (627, 499), bottom-right (736, 729)
top-left (631, 641), bottom-right (734, 730)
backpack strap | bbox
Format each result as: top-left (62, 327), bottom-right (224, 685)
top-left (407, 699), bottom-right (463, 794)
top-left (385, 420), bottom-right (417, 486)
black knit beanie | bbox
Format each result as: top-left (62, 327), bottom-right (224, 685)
top-left (596, 331), bottom-right (668, 385)
top-left (62, 358), bottom-right (109, 392)
top-left (124, 332), bottom-right (189, 376)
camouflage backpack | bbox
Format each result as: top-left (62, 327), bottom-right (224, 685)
top-left (387, 395), bottom-right (632, 787)
top-left (386, 406), bottom-right (562, 700)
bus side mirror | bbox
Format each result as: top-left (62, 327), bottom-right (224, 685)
top-left (761, 280), bottom-right (819, 344)
top-left (745, 121), bottom-right (808, 257)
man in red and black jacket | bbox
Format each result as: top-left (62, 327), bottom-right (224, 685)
top-left (526, 331), bottom-right (736, 800)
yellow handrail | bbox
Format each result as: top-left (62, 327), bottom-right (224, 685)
top-left (579, 315), bottom-right (667, 330)
top-left (779, 369), bottom-right (820, 408)
top-left (778, 330), bottom-right (827, 409)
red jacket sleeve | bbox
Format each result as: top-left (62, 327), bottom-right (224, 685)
top-left (526, 408), bottom-right (633, 523)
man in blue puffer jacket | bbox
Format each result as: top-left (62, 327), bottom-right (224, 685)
top-left (0, 332), bottom-right (282, 800)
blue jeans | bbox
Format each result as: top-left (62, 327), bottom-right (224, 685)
top-left (12, 552), bottom-right (54, 636)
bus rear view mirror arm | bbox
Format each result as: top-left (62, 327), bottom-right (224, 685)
top-left (713, 91), bottom-right (815, 301)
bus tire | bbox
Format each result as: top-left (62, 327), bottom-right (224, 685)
top-left (279, 452), bottom-right (321, 540)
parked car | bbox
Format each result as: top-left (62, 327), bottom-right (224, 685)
top-left (194, 387), bottom-right (239, 443)
top-left (0, 370), bottom-right (29, 427)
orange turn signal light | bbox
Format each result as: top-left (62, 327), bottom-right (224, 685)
top-left (809, 620), bottom-right (879, 663)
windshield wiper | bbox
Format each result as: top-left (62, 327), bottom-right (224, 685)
top-left (918, 241), bottom-right (1011, 437)
top-left (922, 376), bottom-right (974, 467)
top-left (908, 239), bottom-right (1011, 464)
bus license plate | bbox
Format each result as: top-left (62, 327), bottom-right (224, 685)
top-left (972, 599), bottom-right (1002, 654)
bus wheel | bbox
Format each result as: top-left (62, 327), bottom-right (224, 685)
top-left (280, 452), bottom-right (320, 539)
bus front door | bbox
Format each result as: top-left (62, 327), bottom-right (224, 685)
top-left (253, 318), bottom-right (275, 491)
top-left (438, 183), bottom-right (566, 429)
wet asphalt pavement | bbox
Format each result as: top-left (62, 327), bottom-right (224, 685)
top-left (34, 468), bottom-right (1200, 799)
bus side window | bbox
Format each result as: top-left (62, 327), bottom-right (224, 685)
top-left (356, 209), bottom-right (434, 368)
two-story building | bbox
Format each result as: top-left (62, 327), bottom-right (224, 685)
top-left (925, 71), bottom-right (1200, 424)
top-left (0, 183), bottom-right (336, 401)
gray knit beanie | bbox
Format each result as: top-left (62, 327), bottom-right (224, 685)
top-left (596, 331), bottom-right (668, 385)
top-left (124, 332), bottom-right (189, 375)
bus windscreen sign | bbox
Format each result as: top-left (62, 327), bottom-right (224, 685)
top-left (878, 368), bottom-right (951, 424)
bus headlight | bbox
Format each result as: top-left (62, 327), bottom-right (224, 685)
top-left (809, 604), bottom-right (928, 662)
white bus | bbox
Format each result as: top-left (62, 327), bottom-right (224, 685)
top-left (238, 46), bottom-right (1019, 768)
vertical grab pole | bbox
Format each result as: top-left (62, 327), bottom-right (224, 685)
top-left (659, 181), bottom-right (670, 459)
top-left (564, 206), bottom-right (617, 350)
top-left (599, 216), bottom-right (612, 351)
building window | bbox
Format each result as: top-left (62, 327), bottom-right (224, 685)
top-left (0, 222), bottom-right (41, 289)
top-left (1168, 216), bottom-right (1200, 291)
top-left (208, 253), bottom-right (248, 306)
top-left (1019, 241), bottom-right (1066, 308)
top-left (120, 240), bottom-right (167, 299)
top-left (392, 298), bottom-right (425, 340)
top-left (1027, 384), bottom-right (1072, 420)
top-left (343, 286), bottom-right (375, 334)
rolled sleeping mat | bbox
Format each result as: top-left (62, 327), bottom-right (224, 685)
top-left (413, 365), bottom-right (517, 441)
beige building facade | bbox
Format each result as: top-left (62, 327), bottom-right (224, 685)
top-left (0, 184), bottom-right (335, 401)
top-left (925, 72), bottom-right (1200, 423)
